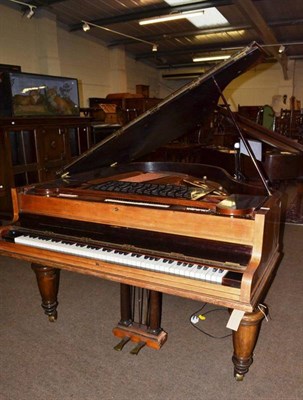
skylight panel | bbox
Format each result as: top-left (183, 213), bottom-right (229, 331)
top-left (164, 0), bottom-right (229, 28)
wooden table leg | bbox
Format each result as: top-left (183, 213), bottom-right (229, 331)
top-left (232, 307), bottom-right (266, 380)
top-left (31, 263), bottom-right (60, 322)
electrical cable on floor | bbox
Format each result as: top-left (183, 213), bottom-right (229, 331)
top-left (189, 303), bottom-right (232, 339)
top-left (190, 303), bottom-right (271, 339)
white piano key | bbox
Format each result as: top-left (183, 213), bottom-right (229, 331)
top-left (166, 261), bottom-right (181, 275)
top-left (195, 265), bottom-right (210, 280)
top-left (187, 264), bottom-right (200, 278)
top-left (213, 268), bottom-right (228, 283)
top-left (204, 267), bottom-right (217, 282)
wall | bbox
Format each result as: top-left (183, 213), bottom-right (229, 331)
top-left (293, 60), bottom-right (303, 102)
top-left (0, 5), bottom-right (43, 73)
top-left (125, 55), bottom-right (161, 98)
top-left (0, 4), bottom-right (162, 106)
top-left (57, 27), bottom-right (112, 105)
top-left (224, 60), bottom-right (303, 111)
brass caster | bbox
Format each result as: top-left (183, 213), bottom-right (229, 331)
top-left (235, 373), bottom-right (244, 381)
top-left (48, 314), bottom-right (57, 322)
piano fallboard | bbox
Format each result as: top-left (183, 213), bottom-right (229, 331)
top-left (16, 214), bottom-right (253, 267)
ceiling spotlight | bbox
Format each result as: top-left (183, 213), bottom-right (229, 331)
top-left (152, 44), bottom-right (158, 52)
top-left (8, 0), bottom-right (37, 18)
top-left (26, 6), bottom-right (35, 19)
top-left (278, 45), bottom-right (285, 54)
top-left (82, 22), bottom-right (91, 32)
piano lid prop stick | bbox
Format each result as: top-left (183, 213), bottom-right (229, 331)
top-left (212, 76), bottom-right (271, 196)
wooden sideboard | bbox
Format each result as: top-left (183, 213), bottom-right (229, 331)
top-left (0, 116), bottom-right (92, 217)
top-left (89, 96), bottom-right (162, 122)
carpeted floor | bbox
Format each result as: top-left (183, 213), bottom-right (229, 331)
top-left (285, 197), bottom-right (303, 224)
top-left (281, 181), bottom-right (303, 225)
top-left (0, 223), bottom-right (302, 400)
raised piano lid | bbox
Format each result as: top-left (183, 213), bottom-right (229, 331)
top-left (58, 43), bottom-right (265, 177)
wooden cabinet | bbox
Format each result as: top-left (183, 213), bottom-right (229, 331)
top-left (120, 98), bottom-right (162, 116)
top-left (0, 117), bottom-right (92, 217)
top-left (89, 96), bottom-right (162, 122)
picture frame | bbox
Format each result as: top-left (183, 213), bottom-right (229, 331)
top-left (0, 71), bottom-right (80, 117)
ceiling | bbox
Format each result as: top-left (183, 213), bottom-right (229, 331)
top-left (8, 0), bottom-right (303, 78)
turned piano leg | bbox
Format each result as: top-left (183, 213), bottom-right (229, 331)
top-left (231, 307), bottom-right (266, 381)
top-left (31, 264), bottom-right (60, 322)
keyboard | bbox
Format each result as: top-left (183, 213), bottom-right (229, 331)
top-left (5, 231), bottom-right (241, 287)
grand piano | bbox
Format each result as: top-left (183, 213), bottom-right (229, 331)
top-left (0, 43), bottom-right (282, 380)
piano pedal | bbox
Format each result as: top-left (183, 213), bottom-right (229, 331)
top-left (113, 322), bottom-right (167, 352)
top-left (130, 341), bottom-right (146, 355)
top-left (114, 336), bottom-right (131, 352)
